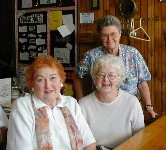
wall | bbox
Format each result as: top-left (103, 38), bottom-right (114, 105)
top-left (77, 0), bottom-right (166, 116)
top-left (0, 0), bottom-right (15, 78)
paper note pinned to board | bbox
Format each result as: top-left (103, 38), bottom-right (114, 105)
top-left (62, 14), bottom-right (73, 24)
top-left (0, 78), bottom-right (11, 104)
top-left (57, 23), bottom-right (75, 37)
top-left (50, 11), bottom-right (62, 31)
top-left (22, 0), bottom-right (32, 8)
top-left (66, 42), bottom-right (72, 50)
top-left (19, 26), bottom-right (27, 32)
top-left (37, 24), bottom-right (46, 33)
top-left (54, 47), bottom-right (70, 64)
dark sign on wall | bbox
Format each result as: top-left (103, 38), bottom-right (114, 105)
top-left (18, 11), bottom-right (47, 64)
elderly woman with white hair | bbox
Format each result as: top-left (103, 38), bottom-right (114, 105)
top-left (79, 54), bottom-right (145, 149)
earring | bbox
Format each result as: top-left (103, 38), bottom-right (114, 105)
top-left (61, 83), bottom-right (63, 87)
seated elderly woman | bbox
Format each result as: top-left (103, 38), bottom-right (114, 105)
top-left (0, 106), bottom-right (8, 150)
top-left (7, 55), bottom-right (96, 150)
top-left (79, 54), bottom-right (145, 149)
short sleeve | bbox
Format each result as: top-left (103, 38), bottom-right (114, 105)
top-left (75, 52), bottom-right (91, 78)
top-left (75, 46), bottom-right (106, 78)
top-left (136, 50), bottom-right (151, 83)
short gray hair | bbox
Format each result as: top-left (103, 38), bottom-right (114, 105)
top-left (91, 54), bottom-right (126, 84)
top-left (97, 15), bottom-right (122, 33)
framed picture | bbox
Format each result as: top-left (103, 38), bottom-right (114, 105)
top-left (90, 0), bottom-right (100, 10)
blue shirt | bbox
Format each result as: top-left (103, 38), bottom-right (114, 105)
top-left (75, 44), bottom-right (151, 96)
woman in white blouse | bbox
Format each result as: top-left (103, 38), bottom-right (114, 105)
top-left (7, 55), bottom-right (96, 150)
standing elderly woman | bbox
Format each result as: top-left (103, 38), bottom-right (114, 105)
top-left (79, 54), bottom-right (145, 149)
top-left (7, 55), bottom-right (96, 150)
top-left (74, 15), bottom-right (158, 118)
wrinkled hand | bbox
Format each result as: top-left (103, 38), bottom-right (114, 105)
top-left (146, 106), bottom-right (158, 118)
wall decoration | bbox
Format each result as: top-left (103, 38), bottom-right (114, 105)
top-left (17, 11), bottom-right (47, 64)
top-left (90, 0), bottom-right (100, 10)
top-left (116, 0), bottom-right (138, 18)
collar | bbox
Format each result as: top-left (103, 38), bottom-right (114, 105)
top-left (118, 44), bottom-right (122, 56)
top-left (102, 44), bottom-right (122, 56)
top-left (101, 46), bottom-right (108, 54)
top-left (32, 93), bottom-right (69, 109)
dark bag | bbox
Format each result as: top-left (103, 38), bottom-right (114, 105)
top-left (96, 145), bottom-right (113, 150)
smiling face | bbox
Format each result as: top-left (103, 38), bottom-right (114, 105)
top-left (101, 25), bottom-right (121, 53)
top-left (95, 65), bottom-right (120, 93)
top-left (33, 67), bottom-right (61, 105)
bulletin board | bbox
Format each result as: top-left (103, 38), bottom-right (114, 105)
top-left (50, 10), bottom-right (76, 67)
top-left (17, 11), bottom-right (48, 64)
top-left (15, 0), bottom-right (77, 85)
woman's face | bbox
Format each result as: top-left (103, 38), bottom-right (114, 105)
top-left (95, 65), bottom-right (120, 93)
top-left (100, 25), bottom-right (121, 52)
top-left (33, 67), bottom-right (61, 103)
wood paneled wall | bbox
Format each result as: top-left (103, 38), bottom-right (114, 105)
top-left (77, 0), bottom-right (166, 116)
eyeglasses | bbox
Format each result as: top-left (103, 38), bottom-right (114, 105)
top-left (101, 32), bottom-right (119, 40)
top-left (96, 73), bottom-right (119, 80)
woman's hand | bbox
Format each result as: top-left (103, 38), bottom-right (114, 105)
top-left (146, 106), bottom-right (158, 118)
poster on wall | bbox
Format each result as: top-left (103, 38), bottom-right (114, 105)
top-left (17, 11), bottom-right (48, 64)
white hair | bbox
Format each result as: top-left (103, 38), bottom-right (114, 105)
top-left (91, 54), bottom-right (126, 84)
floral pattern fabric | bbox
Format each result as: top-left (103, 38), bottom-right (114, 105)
top-left (75, 44), bottom-right (151, 96)
top-left (31, 95), bottom-right (83, 150)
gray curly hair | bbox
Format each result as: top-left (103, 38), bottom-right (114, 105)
top-left (97, 15), bottom-right (122, 33)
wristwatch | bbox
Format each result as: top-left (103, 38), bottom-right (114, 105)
top-left (145, 105), bottom-right (153, 110)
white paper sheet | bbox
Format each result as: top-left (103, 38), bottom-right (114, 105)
top-left (0, 78), bottom-right (11, 104)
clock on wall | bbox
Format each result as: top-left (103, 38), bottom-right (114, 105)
top-left (116, 0), bottom-right (138, 18)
